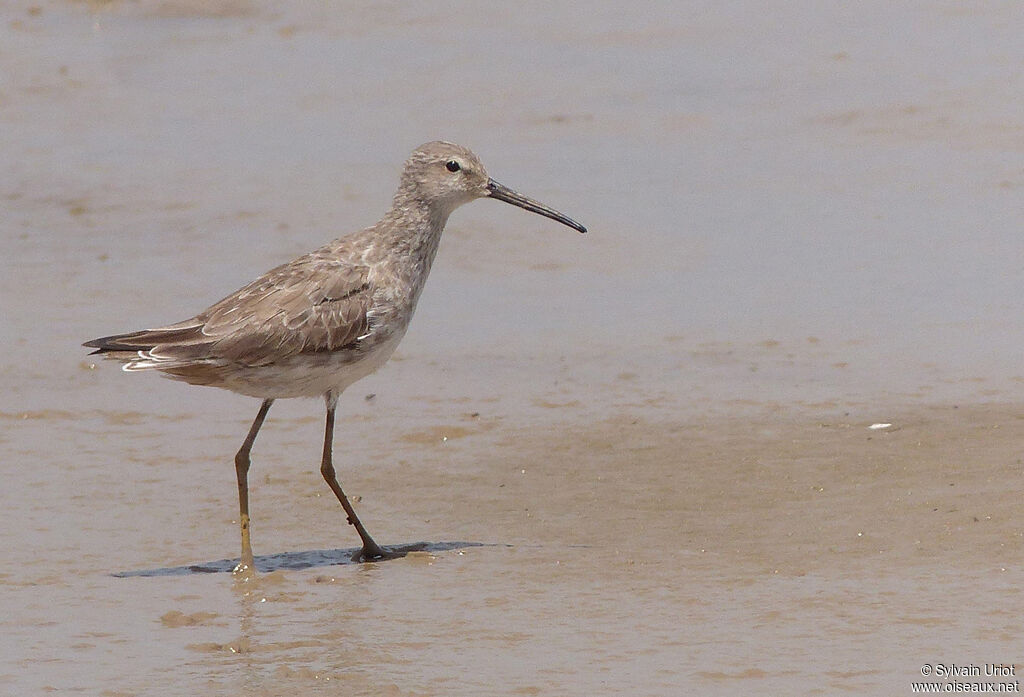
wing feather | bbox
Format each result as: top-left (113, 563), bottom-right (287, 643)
top-left (85, 253), bottom-right (375, 368)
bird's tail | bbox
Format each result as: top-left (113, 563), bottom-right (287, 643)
top-left (83, 323), bottom-right (210, 370)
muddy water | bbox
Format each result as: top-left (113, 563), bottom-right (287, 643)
top-left (2, 2), bottom-right (1022, 695)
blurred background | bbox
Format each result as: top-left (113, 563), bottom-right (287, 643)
top-left (3, 1), bottom-right (1022, 420)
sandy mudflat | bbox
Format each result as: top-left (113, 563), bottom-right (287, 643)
top-left (1, 397), bottom-right (1020, 695)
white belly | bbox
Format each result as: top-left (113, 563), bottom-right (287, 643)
top-left (212, 329), bottom-right (406, 399)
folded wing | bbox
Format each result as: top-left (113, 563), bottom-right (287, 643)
top-left (84, 255), bottom-right (375, 371)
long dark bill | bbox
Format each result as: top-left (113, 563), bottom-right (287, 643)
top-left (487, 178), bottom-right (587, 233)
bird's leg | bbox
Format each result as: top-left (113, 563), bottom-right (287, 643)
top-left (233, 398), bottom-right (273, 574)
top-left (320, 393), bottom-right (392, 562)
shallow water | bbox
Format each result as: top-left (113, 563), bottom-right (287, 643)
top-left (1, 2), bottom-right (1022, 695)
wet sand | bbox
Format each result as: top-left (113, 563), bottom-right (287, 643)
top-left (2, 1), bottom-right (1022, 695)
top-left (2, 399), bottom-right (1021, 695)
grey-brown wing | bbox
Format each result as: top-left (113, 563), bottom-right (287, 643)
top-left (193, 257), bottom-right (374, 366)
top-left (88, 256), bottom-right (376, 367)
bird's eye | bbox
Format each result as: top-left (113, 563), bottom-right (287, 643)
top-left (445, 160), bottom-right (461, 173)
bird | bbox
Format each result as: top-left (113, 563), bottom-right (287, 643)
top-left (84, 141), bottom-right (586, 572)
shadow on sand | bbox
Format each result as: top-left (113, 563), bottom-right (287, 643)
top-left (112, 541), bottom-right (501, 577)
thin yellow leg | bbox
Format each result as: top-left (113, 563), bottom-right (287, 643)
top-left (233, 399), bottom-right (273, 574)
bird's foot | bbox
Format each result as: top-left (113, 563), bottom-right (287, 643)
top-left (235, 535), bottom-right (256, 576)
top-left (232, 559), bottom-right (256, 579)
top-left (351, 544), bottom-right (402, 563)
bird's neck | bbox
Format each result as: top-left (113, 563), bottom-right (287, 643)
top-left (376, 190), bottom-right (452, 272)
